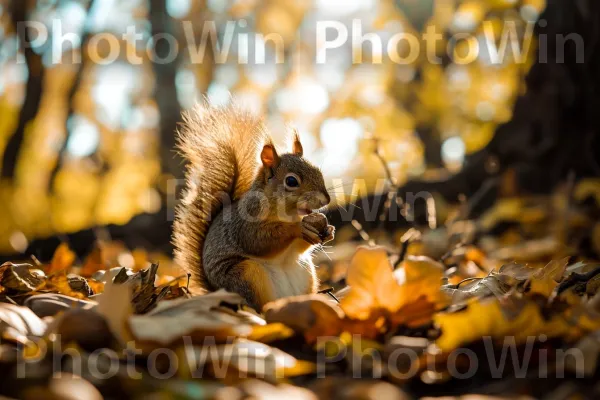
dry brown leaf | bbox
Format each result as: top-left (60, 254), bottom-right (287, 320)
top-left (310, 377), bottom-right (410, 400)
top-left (129, 310), bottom-right (253, 351)
top-left (528, 257), bottom-right (569, 297)
top-left (0, 303), bottom-right (47, 337)
top-left (127, 291), bottom-right (253, 351)
top-left (490, 237), bottom-right (562, 262)
top-left (96, 280), bottom-right (134, 345)
top-left (52, 308), bottom-right (115, 351)
top-left (0, 262), bottom-right (44, 293)
top-left (182, 339), bottom-right (316, 383)
top-left (264, 294), bottom-right (344, 343)
top-left (147, 289), bottom-right (246, 316)
top-left (221, 380), bottom-right (317, 400)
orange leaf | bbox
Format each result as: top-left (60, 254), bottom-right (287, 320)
top-left (48, 274), bottom-right (86, 299)
top-left (340, 247), bottom-right (402, 319)
top-left (80, 246), bottom-right (106, 277)
top-left (340, 247), bottom-right (447, 320)
top-left (87, 279), bottom-right (105, 295)
top-left (47, 243), bottom-right (76, 275)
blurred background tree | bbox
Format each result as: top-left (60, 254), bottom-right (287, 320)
top-left (0, 0), bottom-right (550, 255)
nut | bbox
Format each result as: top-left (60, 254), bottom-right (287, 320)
top-left (303, 213), bottom-right (328, 232)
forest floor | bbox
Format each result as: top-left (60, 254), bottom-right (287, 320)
top-left (2, 179), bottom-right (600, 399)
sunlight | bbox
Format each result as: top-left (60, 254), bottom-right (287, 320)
top-left (66, 115), bottom-right (100, 157)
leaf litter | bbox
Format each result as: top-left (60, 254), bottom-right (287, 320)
top-left (2, 182), bottom-right (600, 398)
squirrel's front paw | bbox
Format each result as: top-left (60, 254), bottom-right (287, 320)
top-left (320, 225), bottom-right (335, 244)
top-left (301, 213), bottom-right (335, 245)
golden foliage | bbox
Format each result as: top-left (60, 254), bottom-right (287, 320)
top-left (341, 247), bottom-right (448, 320)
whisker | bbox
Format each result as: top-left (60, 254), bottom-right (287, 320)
top-left (326, 183), bottom-right (356, 190)
top-left (337, 204), bottom-right (348, 212)
top-left (318, 244), bottom-right (332, 261)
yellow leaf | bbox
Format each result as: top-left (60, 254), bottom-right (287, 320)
top-left (434, 297), bottom-right (600, 352)
top-left (247, 323), bottom-right (295, 343)
top-left (574, 178), bottom-right (600, 205)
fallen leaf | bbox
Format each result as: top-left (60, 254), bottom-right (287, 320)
top-left (96, 280), bottom-right (134, 345)
top-left (86, 279), bottom-right (105, 295)
top-left (340, 248), bottom-right (403, 319)
top-left (310, 377), bottom-right (410, 400)
top-left (574, 178), bottom-right (600, 205)
top-left (341, 248), bottom-right (447, 321)
top-left (528, 257), bottom-right (569, 297)
top-left (46, 373), bottom-right (103, 400)
top-left (147, 289), bottom-right (246, 316)
top-left (182, 339), bottom-right (316, 383)
top-left (47, 243), bottom-right (76, 274)
top-left (490, 237), bottom-right (563, 262)
top-left (47, 274), bottom-right (87, 299)
top-left (264, 294), bottom-right (344, 343)
top-left (24, 293), bottom-right (97, 318)
top-left (115, 263), bottom-right (172, 313)
top-left (218, 379), bottom-right (317, 399)
top-left (479, 198), bottom-right (547, 232)
top-left (52, 308), bottom-right (115, 351)
top-left (67, 275), bottom-right (94, 296)
top-left (0, 262), bottom-right (44, 293)
top-left (79, 246), bottom-right (106, 277)
top-left (127, 291), bottom-right (253, 351)
top-left (434, 296), bottom-right (600, 352)
top-left (129, 310), bottom-right (253, 351)
top-left (247, 323), bottom-right (295, 343)
top-left (0, 303), bottom-right (47, 337)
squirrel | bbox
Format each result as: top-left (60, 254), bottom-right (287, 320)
top-left (172, 102), bottom-right (335, 310)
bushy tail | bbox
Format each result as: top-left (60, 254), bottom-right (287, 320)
top-left (173, 101), bottom-right (269, 293)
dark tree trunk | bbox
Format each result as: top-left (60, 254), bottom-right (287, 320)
top-left (2, 1), bottom-right (45, 179)
top-left (328, 0), bottom-right (600, 233)
top-left (150, 0), bottom-right (183, 179)
top-left (48, 0), bottom-right (96, 192)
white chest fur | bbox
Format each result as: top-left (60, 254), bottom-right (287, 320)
top-left (254, 238), bottom-right (314, 299)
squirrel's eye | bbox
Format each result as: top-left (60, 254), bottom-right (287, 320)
top-left (284, 174), bottom-right (301, 190)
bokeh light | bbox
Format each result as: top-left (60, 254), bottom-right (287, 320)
top-left (0, 0), bottom-right (543, 251)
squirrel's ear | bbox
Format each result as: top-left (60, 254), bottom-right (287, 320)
top-left (261, 143), bottom-right (280, 169)
top-left (291, 129), bottom-right (303, 156)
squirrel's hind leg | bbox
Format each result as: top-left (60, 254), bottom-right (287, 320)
top-left (220, 260), bottom-right (276, 311)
